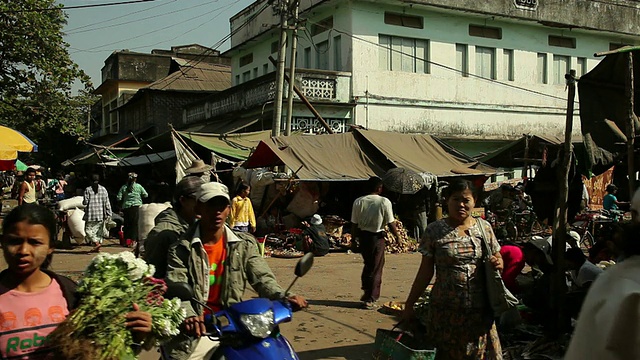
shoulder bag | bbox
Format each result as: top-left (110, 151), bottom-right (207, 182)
top-left (476, 218), bottom-right (519, 317)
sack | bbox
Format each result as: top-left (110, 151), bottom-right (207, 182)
top-left (373, 329), bottom-right (436, 360)
top-left (138, 202), bottom-right (172, 241)
top-left (476, 219), bottom-right (519, 317)
top-left (58, 196), bottom-right (85, 211)
top-left (67, 208), bottom-right (86, 244)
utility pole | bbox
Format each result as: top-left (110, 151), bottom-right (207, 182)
top-left (272, 0), bottom-right (289, 137)
top-left (284, 0), bottom-right (300, 136)
top-left (626, 52), bottom-right (635, 196)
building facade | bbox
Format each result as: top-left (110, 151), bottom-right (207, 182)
top-left (219, 0), bottom-right (640, 141)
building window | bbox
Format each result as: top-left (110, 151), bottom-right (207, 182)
top-left (553, 55), bottom-right (570, 85)
top-left (379, 35), bottom-right (429, 74)
top-left (271, 41), bottom-right (279, 54)
top-left (475, 46), bottom-right (496, 79)
top-left (263, 64), bottom-right (269, 75)
top-left (235, 75), bottom-right (240, 85)
top-left (503, 49), bottom-right (514, 81)
top-left (384, 12), bottom-right (423, 29)
top-left (239, 53), bottom-right (253, 67)
top-left (304, 47), bottom-right (312, 68)
top-left (577, 57), bottom-right (587, 77)
top-left (253, 67), bottom-right (258, 78)
top-left (455, 44), bottom-right (468, 77)
top-left (537, 53), bottom-right (548, 84)
top-left (242, 71), bottom-right (250, 83)
top-left (311, 16), bottom-right (333, 36)
top-left (333, 36), bottom-right (342, 71)
top-left (548, 35), bottom-right (576, 49)
top-left (317, 41), bottom-right (330, 70)
top-left (469, 25), bottom-right (502, 40)
top-left (610, 42), bottom-right (631, 51)
top-left (108, 99), bottom-right (118, 134)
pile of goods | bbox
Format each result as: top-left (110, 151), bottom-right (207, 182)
top-left (324, 215), bottom-right (351, 251)
top-left (328, 233), bottom-right (352, 251)
top-left (263, 231), bottom-right (303, 258)
top-left (384, 219), bottom-right (418, 254)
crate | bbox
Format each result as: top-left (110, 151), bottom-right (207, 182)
top-left (373, 329), bottom-right (436, 360)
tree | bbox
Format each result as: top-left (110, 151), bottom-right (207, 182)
top-left (0, 0), bottom-right (95, 168)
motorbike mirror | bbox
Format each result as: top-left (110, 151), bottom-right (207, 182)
top-left (294, 253), bottom-right (314, 277)
top-left (165, 282), bottom-right (195, 301)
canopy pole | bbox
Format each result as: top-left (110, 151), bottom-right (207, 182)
top-left (551, 69), bottom-right (576, 336)
top-left (626, 52), bottom-right (636, 196)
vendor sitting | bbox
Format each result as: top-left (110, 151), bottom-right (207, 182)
top-left (297, 214), bottom-right (330, 256)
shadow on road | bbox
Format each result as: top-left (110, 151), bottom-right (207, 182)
top-left (298, 343), bottom-right (375, 360)
top-left (308, 299), bottom-right (363, 309)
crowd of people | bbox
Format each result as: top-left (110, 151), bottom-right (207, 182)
top-left (0, 163), bottom-right (638, 359)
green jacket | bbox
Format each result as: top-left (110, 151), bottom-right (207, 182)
top-left (116, 182), bottom-right (148, 208)
top-left (164, 222), bottom-right (286, 359)
top-left (143, 208), bottom-right (188, 279)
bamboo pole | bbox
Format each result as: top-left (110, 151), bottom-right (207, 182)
top-left (551, 69), bottom-right (576, 335)
top-left (626, 52), bottom-right (635, 196)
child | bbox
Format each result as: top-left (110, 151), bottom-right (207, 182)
top-left (229, 182), bottom-right (256, 233)
top-left (0, 204), bottom-right (152, 359)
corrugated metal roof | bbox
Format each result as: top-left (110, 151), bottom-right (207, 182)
top-left (145, 62), bottom-right (231, 92)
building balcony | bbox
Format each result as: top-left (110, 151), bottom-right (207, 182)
top-left (183, 68), bottom-right (352, 125)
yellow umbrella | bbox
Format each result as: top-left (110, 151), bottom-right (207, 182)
top-left (0, 144), bottom-right (18, 160)
top-left (0, 126), bottom-right (37, 160)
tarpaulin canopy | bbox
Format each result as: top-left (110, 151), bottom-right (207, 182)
top-left (177, 130), bottom-right (271, 161)
top-left (103, 150), bottom-right (175, 167)
top-left (579, 46), bottom-right (640, 171)
top-left (354, 129), bottom-right (495, 177)
top-left (243, 130), bottom-right (496, 181)
top-left (480, 134), bottom-right (583, 169)
top-left (243, 132), bottom-right (384, 181)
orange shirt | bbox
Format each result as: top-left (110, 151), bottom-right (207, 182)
top-left (203, 235), bottom-right (226, 314)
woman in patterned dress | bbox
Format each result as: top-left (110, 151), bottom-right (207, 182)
top-left (403, 179), bottom-right (504, 360)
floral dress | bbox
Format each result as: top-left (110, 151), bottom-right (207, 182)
top-left (419, 218), bottom-right (502, 360)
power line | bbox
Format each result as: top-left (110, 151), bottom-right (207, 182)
top-left (308, 20), bottom-right (574, 104)
top-left (69, 1), bottom-right (238, 53)
top-left (64, 0), bottom-right (177, 33)
top-left (1, 0), bottom-right (161, 13)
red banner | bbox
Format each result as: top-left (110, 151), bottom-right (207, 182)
top-left (583, 166), bottom-right (615, 209)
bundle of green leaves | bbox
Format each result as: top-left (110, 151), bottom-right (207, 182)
top-left (50, 251), bottom-right (186, 360)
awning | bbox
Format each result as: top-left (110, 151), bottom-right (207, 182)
top-left (183, 117), bottom-right (260, 135)
top-left (480, 134), bottom-right (583, 169)
top-left (103, 150), bottom-right (175, 167)
top-left (177, 130), bottom-right (270, 161)
top-left (243, 132), bottom-right (384, 181)
top-left (354, 129), bottom-right (495, 177)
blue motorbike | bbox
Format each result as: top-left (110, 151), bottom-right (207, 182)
top-left (167, 252), bottom-right (314, 360)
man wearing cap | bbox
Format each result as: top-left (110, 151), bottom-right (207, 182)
top-left (165, 182), bottom-right (307, 360)
top-left (117, 172), bottom-right (148, 247)
top-left (83, 174), bottom-right (112, 252)
top-left (144, 176), bottom-right (204, 278)
top-left (299, 214), bottom-right (330, 257)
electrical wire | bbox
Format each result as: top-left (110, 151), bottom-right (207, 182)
top-left (307, 19), bottom-right (575, 103)
top-left (69, 1), bottom-right (240, 53)
top-left (1, 0), bottom-right (160, 13)
top-left (64, 0), bottom-right (176, 33)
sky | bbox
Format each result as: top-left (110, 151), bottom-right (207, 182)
top-left (60, 0), bottom-right (255, 91)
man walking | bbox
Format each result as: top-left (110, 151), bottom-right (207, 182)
top-left (117, 172), bottom-right (148, 247)
top-left (83, 174), bottom-right (112, 253)
top-left (18, 167), bottom-right (37, 205)
top-left (351, 176), bottom-right (401, 309)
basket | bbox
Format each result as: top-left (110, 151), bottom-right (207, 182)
top-left (373, 329), bottom-right (436, 360)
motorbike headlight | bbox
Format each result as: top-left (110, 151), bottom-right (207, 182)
top-left (240, 309), bottom-right (275, 338)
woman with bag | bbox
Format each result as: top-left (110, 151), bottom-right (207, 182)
top-left (403, 179), bottom-right (504, 360)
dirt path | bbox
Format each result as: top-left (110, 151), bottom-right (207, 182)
top-left (1, 240), bottom-right (423, 360)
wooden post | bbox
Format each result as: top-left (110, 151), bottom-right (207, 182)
top-left (523, 134), bottom-right (530, 180)
top-left (626, 52), bottom-right (636, 196)
top-left (551, 69), bottom-right (576, 335)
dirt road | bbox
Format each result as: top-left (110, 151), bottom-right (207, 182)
top-left (1, 240), bottom-right (422, 360)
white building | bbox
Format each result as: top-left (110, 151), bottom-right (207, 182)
top-left (184, 0), bottom-right (640, 148)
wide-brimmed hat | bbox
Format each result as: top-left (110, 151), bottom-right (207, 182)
top-left (524, 237), bottom-right (554, 265)
top-left (185, 159), bottom-right (213, 174)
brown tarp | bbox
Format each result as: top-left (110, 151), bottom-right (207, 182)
top-left (354, 129), bottom-right (494, 176)
top-left (242, 132), bottom-right (384, 181)
top-left (242, 130), bottom-right (496, 180)
top-left (578, 46), bottom-right (640, 171)
top-left (480, 134), bottom-right (583, 169)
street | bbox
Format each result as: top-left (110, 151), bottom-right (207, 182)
top-left (0, 240), bottom-right (422, 360)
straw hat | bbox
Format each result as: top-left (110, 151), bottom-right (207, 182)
top-left (185, 159), bottom-right (213, 174)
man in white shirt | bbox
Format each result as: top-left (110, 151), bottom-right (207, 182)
top-left (351, 176), bottom-right (401, 309)
top-left (565, 247), bottom-right (603, 288)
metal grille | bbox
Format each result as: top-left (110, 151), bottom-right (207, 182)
top-left (288, 117), bottom-right (347, 134)
top-left (301, 78), bottom-right (336, 99)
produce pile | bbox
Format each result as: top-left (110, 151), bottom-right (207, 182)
top-left (384, 219), bottom-right (418, 254)
top-left (328, 233), bottom-right (351, 250)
